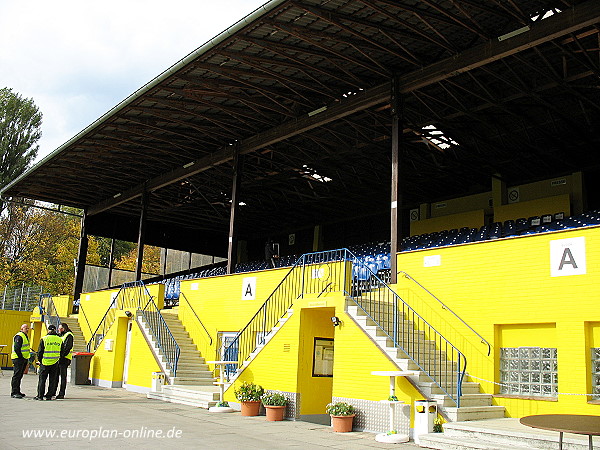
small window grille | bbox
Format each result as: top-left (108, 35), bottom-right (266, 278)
top-left (499, 347), bottom-right (557, 397)
top-left (591, 348), bottom-right (600, 399)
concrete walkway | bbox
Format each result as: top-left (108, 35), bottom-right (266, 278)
top-left (1, 372), bottom-right (421, 449)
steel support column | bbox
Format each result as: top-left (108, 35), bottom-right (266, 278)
top-left (107, 238), bottom-right (116, 288)
top-left (390, 76), bottom-right (403, 284)
top-left (227, 145), bottom-right (243, 274)
top-left (135, 190), bottom-right (148, 281)
top-left (72, 211), bottom-right (89, 307)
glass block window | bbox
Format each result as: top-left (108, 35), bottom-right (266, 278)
top-left (592, 348), bottom-right (600, 399)
top-left (500, 347), bottom-right (558, 397)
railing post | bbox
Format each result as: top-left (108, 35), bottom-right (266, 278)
top-left (393, 295), bottom-right (398, 344)
top-left (300, 256), bottom-right (306, 298)
top-left (19, 283), bottom-right (24, 310)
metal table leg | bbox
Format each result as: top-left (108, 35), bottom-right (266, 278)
top-left (559, 431), bottom-right (563, 450)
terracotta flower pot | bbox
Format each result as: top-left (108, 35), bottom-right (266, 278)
top-left (264, 405), bottom-right (286, 421)
top-left (331, 414), bottom-right (355, 432)
top-left (240, 401), bottom-right (261, 416)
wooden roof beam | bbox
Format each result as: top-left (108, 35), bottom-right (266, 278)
top-left (87, 0), bottom-right (599, 216)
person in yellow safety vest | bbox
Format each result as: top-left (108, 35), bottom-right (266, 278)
top-left (10, 323), bottom-right (30, 398)
top-left (34, 325), bottom-right (62, 400)
top-left (57, 323), bottom-right (73, 399)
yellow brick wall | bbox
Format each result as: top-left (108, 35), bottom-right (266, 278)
top-left (411, 209), bottom-right (485, 236)
top-left (494, 194), bottom-right (570, 223)
top-left (0, 310), bottom-right (33, 367)
top-left (90, 314), bottom-right (129, 386)
top-left (393, 226), bottom-right (600, 416)
top-left (179, 268), bottom-right (292, 369)
top-left (224, 304), bottom-right (301, 403)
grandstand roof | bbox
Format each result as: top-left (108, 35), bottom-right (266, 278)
top-left (2, 0), bottom-right (599, 253)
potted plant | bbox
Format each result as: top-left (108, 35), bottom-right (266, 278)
top-left (234, 381), bottom-right (264, 416)
top-left (261, 392), bottom-right (288, 421)
top-left (326, 402), bottom-right (356, 432)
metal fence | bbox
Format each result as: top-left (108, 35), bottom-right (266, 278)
top-left (1, 284), bottom-right (45, 311)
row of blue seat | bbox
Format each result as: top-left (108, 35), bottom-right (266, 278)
top-left (403, 211), bottom-right (599, 251)
top-left (161, 210), bottom-right (600, 300)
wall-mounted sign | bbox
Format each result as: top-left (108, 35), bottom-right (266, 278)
top-left (241, 277), bottom-right (256, 300)
top-left (508, 187), bottom-right (520, 204)
top-left (550, 237), bottom-right (586, 277)
top-left (410, 208), bottom-right (420, 222)
top-left (424, 255), bottom-right (441, 267)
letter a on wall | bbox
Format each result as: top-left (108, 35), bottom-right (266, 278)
top-left (550, 237), bottom-right (586, 277)
top-left (242, 277), bottom-right (257, 300)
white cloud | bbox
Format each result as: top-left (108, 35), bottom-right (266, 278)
top-left (0, 0), bottom-right (267, 160)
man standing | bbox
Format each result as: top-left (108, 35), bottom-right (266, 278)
top-left (57, 323), bottom-right (73, 399)
top-left (10, 323), bottom-right (30, 398)
top-left (34, 325), bottom-right (61, 400)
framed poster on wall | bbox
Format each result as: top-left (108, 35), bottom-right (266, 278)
top-left (313, 337), bottom-right (334, 377)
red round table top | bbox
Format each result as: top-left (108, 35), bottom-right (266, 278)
top-left (520, 415), bottom-right (600, 436)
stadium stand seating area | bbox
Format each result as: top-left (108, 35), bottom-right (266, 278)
top-left (160, 210), bottom-right (600, 303)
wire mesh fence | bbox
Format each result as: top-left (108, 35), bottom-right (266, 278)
top-left (1, 284), bottom-right (45, 311)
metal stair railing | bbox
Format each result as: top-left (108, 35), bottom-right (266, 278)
top-left (222, 249), bottom-right (350, 379)
top-left (348, 250), bottom-right (466, 407)
top-left (38, 293), bottom-right (61, 329)
top-left (86, 281), bottom-right (148, 352)
top-left (78, 302), bottom-right (93, 341)
top-left (178, 291), bottom-right (212, 346)
top-left (398, 271), bottom-right (491, 356)
top-left (138, 293), bottom-right (181, 377)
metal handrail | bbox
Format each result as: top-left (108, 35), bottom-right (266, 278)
top-left (86, 281), bottom-right (147, 352)
top-left (398, 271), bottom-right (491, 356)
top-left (178, 292), bottom-right (212, 345)
top-left (38, 293), bottom-right (61, 329)
top-left (348, 249), bottom-right (465, 407)
top-left (139, 294), bottom-right (180, 376)
top-left (78, 302), bottom-right (93, 339)
top-left (221, 249), bottom-right (351, 379)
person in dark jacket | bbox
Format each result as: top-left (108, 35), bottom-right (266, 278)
top-left (57, 323), bottom-right (73, 399)
top-left (10, 323), bottom-right (30, 398)
top-left (34, 325), bottom-right (62, 400)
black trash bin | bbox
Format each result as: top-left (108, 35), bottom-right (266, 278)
top-left (71, 352), bottom-right (93, 385)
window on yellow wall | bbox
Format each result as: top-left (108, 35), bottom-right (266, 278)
top-left (500, 347), bottom-right (557, 397)
top-left (313, 338), bottom-right (334, 377)
top-left (592, 348), bottom-right (600, 399)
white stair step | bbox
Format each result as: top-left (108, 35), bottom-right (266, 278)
top-left (147, 392), bottom-right (217, 409)
top-left (432, 394), bottom-right (493, 408)
top-left (441, 419), bottom-right (594, 450)
top-left (443, 406), bottom-right (507, 422)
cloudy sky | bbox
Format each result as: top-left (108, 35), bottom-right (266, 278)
top-left (0, 0), bottom-right (267, 162)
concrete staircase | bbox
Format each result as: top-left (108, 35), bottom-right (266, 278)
top-left (347, 301), bottom-right (505, 422)
top-left (60, 316), bottom-right (87, 352)
top-left (144, 309), bottom-right (219, 408)
top-left (418, 418), bottom-right (593, 449)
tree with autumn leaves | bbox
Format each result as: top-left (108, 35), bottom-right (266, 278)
top-left (0, 202), bottom-right (161, 295)
top-left (1, 87), bottom-right (159, 295)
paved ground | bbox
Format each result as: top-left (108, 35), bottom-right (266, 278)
top-left (0, 371), bottom-right (422, 449)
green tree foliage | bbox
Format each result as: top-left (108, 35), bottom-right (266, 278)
top-left (0, 203), bottom-right (100, 295)
top-left (95, 237), bottom-right (136, 267)
top-left (0, 88), bottom-right (42, 211)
